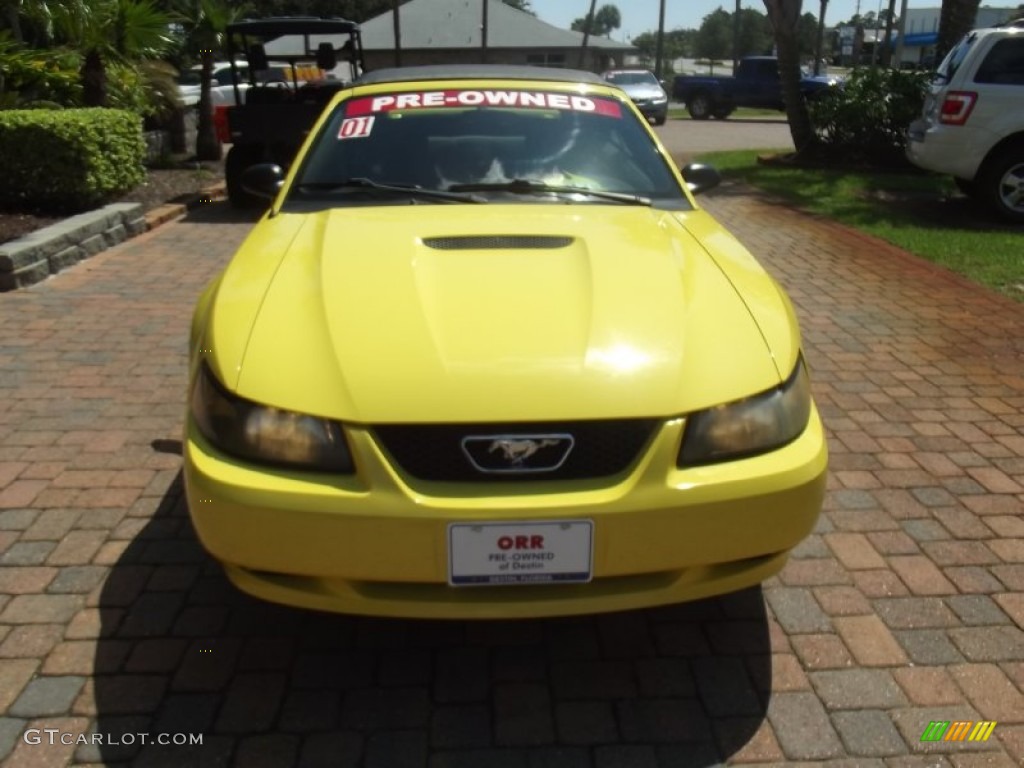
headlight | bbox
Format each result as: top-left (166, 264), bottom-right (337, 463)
top-left (653, 94), bottom-right (668, 103)
top-left (190, 363), bottom-right (354, 473)
top-left (678, 357), bottom-right (812, 466)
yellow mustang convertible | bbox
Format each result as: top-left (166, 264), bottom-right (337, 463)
top-left (185, 65), bottom-right (827, 619)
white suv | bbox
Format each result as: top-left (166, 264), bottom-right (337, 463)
top-left (906, 23), bottom-right (1024, 222)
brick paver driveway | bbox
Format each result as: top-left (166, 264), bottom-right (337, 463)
top-left (1, 187), bottom-right (1022, 768)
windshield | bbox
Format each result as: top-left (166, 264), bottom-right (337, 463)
top-left (286, 87), bottom-right (688, 209)
top-left (605, 72), bottom-right (659, 87)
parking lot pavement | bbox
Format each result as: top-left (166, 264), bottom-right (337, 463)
top-left (0, 191), bottom-right (1021, 768)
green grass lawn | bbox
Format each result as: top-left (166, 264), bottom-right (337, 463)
top-left (694, 149), bottom-right (1024, 301)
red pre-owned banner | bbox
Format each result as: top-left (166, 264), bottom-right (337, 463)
top-left (345, 90), bottom-right (623, 118)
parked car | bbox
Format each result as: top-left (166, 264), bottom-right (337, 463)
top-left (602, 68), bottom-right (669, 125)
top-left (176, 61), bottom-right (293, 108)
top-left (672, 56), bottom-right (841, 119)
top-left (184, 64), bottom-right (828, 620)
top-left (906, 23), bottom-right (1024, 223)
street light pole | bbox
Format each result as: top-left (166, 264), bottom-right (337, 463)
top-left (654, 0), bottom-right (666, 78)
top-left (733, 0), bottom-right (741, 73)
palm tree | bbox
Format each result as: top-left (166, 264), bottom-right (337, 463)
top-left (763, 0), bottom-right (816, 154)
top-left (30, 0), bottom-right (175, 106)
top-left (578, 0), bottom-right (597, 68)
top-left (175, 0), bottom-right (248, 161)
top-left (1, 0), bottom-right (25, 42)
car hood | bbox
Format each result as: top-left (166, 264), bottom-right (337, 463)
top-left (218, 205), bottom-right (785, 423)
top-left (619, 84), bottom-right (666, 100)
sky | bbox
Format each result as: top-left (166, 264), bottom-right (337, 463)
top-left (527, 0), bottom-right (945, 40)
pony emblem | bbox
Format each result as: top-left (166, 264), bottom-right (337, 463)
top-left (461, 434), bottom-right (575, 473)
top-left (488, 438), bottom-right (559, 465)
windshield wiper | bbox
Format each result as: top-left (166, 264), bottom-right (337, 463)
top-left (295, 177), bottom-right (485, 203)
top-left (449, 179), bottom-right (652, 206)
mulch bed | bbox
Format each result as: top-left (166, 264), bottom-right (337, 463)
top-left (0, 160), bottom-right (224, 245)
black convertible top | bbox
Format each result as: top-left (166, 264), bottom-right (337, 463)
top-left (357, 65), bottom-right (607, 87)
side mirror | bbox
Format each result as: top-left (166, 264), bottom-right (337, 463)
top-left (241, 163), bottom-right (285, 200)
top-left (681, 163), bottom-right (721, 195)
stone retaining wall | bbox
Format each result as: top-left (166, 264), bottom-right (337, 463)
top-left (0, 203), bottom-right (146, 291)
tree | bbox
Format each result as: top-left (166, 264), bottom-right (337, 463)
top-left (694, 7), bottom-right (732, 60)
top-left (25, 0), bottom-right (175, 106)
top-left (763, 0), bottom-right (816, 153)
top-left (691, 7), bottom-right (773, 61)
top-left (736, 7), bottom-right (774, 56)
top-left (0, 0), bottom-right (60, 45)
top-left (572, 3), bottom-right (621, 37)
top-left (795, 11), bottom-right (819, 56)
top-left (630, 28), bottom-right (694, 67)
top-left (175, 0), bottom-right (248, 161)
top-left (223, 0), bottom-right (394, 23)
top-left (936, 0), bottom-right (981, 63)
top-left (1, 0), bottom-right (25, 42)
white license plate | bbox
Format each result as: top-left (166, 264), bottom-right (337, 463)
top-left (448, 520), bottom-right (593, 586)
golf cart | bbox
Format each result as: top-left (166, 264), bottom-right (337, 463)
top-left (219, 17), bottom-right (366, 207)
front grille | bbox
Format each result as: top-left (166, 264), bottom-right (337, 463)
top-left (373, 419), bottom-right (658, 483)
top-left (422, 236), bottom-right (574, 250)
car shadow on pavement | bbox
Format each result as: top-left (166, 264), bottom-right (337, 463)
top-left (90, 470), bottom-right (773, 767)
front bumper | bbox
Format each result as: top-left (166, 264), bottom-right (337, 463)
top-left (634, 100), bottom-right (669, 122)
top-left (184, 410), bottom-right (827, 619)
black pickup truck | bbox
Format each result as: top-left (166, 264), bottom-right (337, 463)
top-left (672, 56), bottom-right (840, 120)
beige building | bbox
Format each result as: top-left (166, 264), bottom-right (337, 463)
top-left (359, 0), bottom-right (635, 73)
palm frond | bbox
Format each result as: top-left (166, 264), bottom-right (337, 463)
top-left (115, 0), bottom-right (176, 58)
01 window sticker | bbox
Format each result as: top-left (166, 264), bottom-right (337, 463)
top-left (338, 115), bottom-right (376, 139)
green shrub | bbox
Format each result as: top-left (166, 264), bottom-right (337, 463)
top-left (106, 62), bottom-right (154, 117)
top-left (809, 67), bottom-right (931, 166)
top-left (0, 108), bottom-right (145, 213)
top-left (0, 37), bottom-right (82, 108)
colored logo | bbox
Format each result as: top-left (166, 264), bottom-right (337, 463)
top-left (920, 721), bottom-right (997, 742)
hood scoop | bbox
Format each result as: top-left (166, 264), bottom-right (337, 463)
top-left (422, 235), bottom-right (574, 250)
